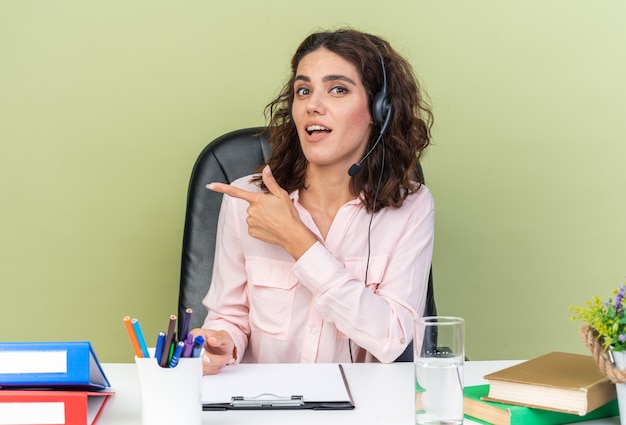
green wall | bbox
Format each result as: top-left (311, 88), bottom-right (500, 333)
top-left (1, 1), bottom-right (624, 362)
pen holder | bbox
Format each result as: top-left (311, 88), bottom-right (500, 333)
top-left (135, 353), bottom-right (203, 425)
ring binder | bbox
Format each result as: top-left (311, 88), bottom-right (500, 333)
top-left (0, 341), bottom-right (110, 390)
top-left (231, 394), bottom-right (304, 407)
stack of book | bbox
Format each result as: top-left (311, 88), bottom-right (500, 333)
top-left (464, 351), bottom-right (619, 425)
top-left (0, 341), bottom-right (113, 425)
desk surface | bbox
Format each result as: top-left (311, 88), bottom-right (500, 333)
top-left (98, 361), bottom-right (620, 425)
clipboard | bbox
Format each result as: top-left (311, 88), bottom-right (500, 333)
top-left (202, 363), bottom-right (355, 410)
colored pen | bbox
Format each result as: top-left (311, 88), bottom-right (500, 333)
top-left (160, 315), bottom-right (177, 368)
top-left (192, 335), bottom-right (204, 358)
top-left (169, 341), bottom-right (185, 368)
top-left (181, 308), bottom-right (193, 341)
top-left (168, 340), bottom-right (175, 365)
top-left (131, 318), bottom-right (150, 358)
top-left (154, 331), bottom-right (166, 364)
top-left (181, 333), bottom-right (194, 358)
top-left (123, 316), bottom-right (143, 358)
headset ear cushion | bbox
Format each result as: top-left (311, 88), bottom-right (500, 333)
top-left (372, 91), bottom-right (391, 125)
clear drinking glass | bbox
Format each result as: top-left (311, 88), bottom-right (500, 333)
top-left (414, 316), bottom-right (465, 425)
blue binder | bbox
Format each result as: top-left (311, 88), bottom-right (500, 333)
top-left (0, 341), bottom-right (110, 390)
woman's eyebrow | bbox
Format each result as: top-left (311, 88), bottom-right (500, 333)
top-left (294, 74), bottom-right (357, 86)
top-left (322, 75), bottom-right (357, 85)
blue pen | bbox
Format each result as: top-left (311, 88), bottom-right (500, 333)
top-left (154, 331), bottom-right (166, 364)
top-left (169, 341), bottom-right (185, 368)
top-left (131, 318), bottom-right (150, 358)
top-left (181, 333), bottom-right (194, 358)
top-left (192, 335), bottom-right (204, 358)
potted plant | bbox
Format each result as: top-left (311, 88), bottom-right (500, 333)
top-left (571, 284), bottom-right (626, 424)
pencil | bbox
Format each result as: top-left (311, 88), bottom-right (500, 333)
top-left (131, 318), bottom-right (150, 358)
top-left (181, 308), bottom-right (193, 340)
top-left (123, 316), bottom-right (143, 358)
top-left (160, 315), bottom-right (177, 367)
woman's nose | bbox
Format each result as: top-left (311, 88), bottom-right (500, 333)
top-left (305, 91), bottom-right (326, 115)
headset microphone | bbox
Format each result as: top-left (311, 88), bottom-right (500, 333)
top-left (349, 52), bottom-right (393, 177)
top-left (348, 110), bottom-right (392, 176)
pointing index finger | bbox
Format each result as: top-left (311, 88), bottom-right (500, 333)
top-left (206, 182), bottom-right (256, 203)
top-left (261, 165), bottom-right (286, 197)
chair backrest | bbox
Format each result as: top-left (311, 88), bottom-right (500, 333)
top-left (177, 127), bottom-right (436, 362)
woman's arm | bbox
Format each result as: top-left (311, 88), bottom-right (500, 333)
top-left (199, 189), bottom-right (251, 370)
top-left (293, 188), bottom-right (435, 363)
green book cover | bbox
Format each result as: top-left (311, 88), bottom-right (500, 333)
top-left (464, 385), bottom-right (618, 425)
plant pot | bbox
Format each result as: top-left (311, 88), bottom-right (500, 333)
top-left (611, 351), bottom-right (626, 425)
top-left (580, 327), bottom-right (626, 424)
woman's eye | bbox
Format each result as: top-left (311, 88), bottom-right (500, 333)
top-left (330, 86), bottom-right (349, 94)
top-left (295, 87), bottom-right (310, 96)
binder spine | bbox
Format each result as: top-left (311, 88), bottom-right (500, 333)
top-left (0, 341), bottom-right (109, 389)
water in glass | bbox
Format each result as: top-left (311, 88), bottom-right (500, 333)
top-left (415, 355), bottom-right (464, 425)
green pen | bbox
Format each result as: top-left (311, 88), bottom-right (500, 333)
top-left (168, 341), bottom-right (175, 366)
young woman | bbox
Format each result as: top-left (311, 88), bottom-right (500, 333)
top-left (192, 29), bottom-right (434, 375)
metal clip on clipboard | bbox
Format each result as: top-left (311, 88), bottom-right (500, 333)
top-left (231, 393), bottom-right (304, 408)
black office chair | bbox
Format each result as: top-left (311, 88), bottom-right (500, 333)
top-left (177, 127), bottom-right (436, 362)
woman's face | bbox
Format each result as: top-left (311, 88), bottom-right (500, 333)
top-left (291, 48), bottom-right (373, 174)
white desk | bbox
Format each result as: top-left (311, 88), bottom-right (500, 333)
top-left (98, 361), bottom-right (620, 425)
